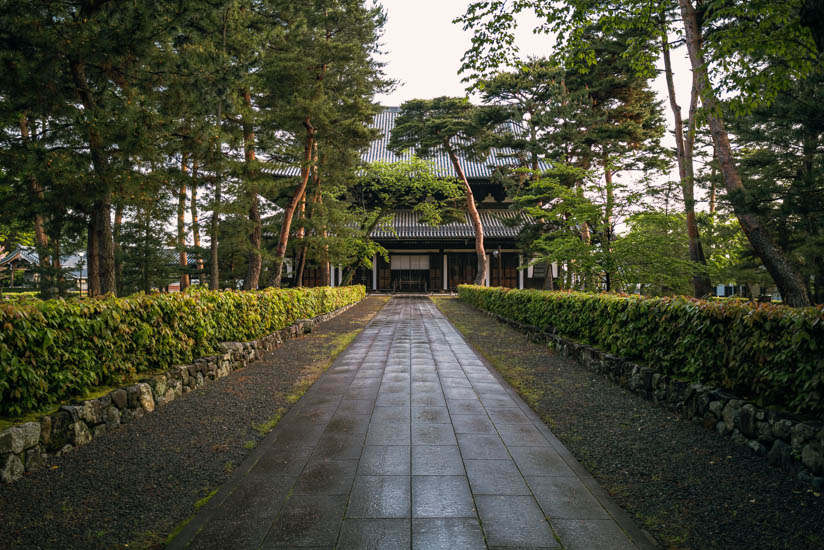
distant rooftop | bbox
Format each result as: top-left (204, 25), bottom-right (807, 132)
top-left (371, 209), bottom-right (524, 240)
top-left (271, 106), bottom-right (550, 179)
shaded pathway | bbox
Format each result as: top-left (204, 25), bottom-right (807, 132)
top-left (170, 296), bottom-right (653, 549)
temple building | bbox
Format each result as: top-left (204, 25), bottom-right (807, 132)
top-left (300, 106), bottom-right (551, 292)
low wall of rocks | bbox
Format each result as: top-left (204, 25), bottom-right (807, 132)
top-left (0, 301), bottom-right (359, 483)
top-left (482, 310), bottom-right (824, 491)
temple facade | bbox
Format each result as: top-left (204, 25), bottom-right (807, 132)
top-left (302, 107), bottom-right (550, 292)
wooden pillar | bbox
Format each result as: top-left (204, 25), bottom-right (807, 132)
top-left (330, 265), bottom-right (335, 288)
top-left (372, 254), bottom-right (378, 291)
top-left (443, 254), bottom-right (448, 291)
top-left (518, 254), bottom-right (524, 289)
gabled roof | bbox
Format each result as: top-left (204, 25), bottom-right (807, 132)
top-left (271, 106), bottom-right (550, 179)
top-left (0, 247), bottom-right (87, 279)
top-left (0, 247), bottom-right (39, 267)
top-left (371, 209), bottom-right (524, 240)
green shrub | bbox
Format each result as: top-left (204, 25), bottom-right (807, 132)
top-left (0, 285), bottom-right (365, 416)
top-left (458, 285), bottom-right (824, 413)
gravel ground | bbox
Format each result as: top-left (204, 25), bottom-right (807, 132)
top-left (434, 297), bottom-right (824, 550)
top-left (0, 296), bottom-right (387, 550)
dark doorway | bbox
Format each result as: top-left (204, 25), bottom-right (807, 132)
top-left (490, 252), bottom-right (519, 288)
top-left (448, 253), bottom-right (478, 290)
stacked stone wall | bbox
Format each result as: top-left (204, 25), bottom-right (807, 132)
top-left (484, 310), bottom-right (824, 491)
top-left (0, 303), bottom-right (357, 483)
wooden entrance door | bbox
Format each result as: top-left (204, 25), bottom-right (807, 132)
top-left (447, 254), bottom-right (478, 290)
top-left (490, 252), bottom-right (519, 288)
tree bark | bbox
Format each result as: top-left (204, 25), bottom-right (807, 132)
top-left (241, 90), bottom-right (261, 290)
top-left (271, 119), bottom-right (315, 288)
top-left (87, 216), bottom-right (100, 296)
top-left (679, 0), bottom-right (811, 306)
top-left (661, 30), bottom-right (712, 298)
top-left (19, 115), bottom-right (52, 297)
top-left (210, 177), bottom-right (221, 291)
top-left (191, 160), bottom-right (204, 273)
top-left (95, 197), bottom-right (116, 295)
top-left (293, 186), bottom-right (309, 286)
top-left (178, 154), bottom-right (190, 292)
top-left (114, 201), bottom-right (123, 296)
top-left (603, 154), bottom-right (615, 292)
top-left (70, 59), bottom-right (115, 295)
top-left (445, 141), bottom-right (487, 286)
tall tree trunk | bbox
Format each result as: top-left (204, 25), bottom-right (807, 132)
top-left (210, 178), bottom-right (221, 291)
top-left (603, 155), bottom-right (615, 292)
top-left (114, 201), bottom-right (123, 296)
top-left (191, 160), bottom-right (204, 273)
top-left (543, 263), bottom-right (554, 290)
top-left (293, 187), bottom-right (308, 286)
top-left (51, 235), bottom-right (62, 297)
top-left (679, 0), bottom-right (811, 306)
top-left (661, 27), bottom-right (712, 298)
top-left (95, 197), bottom-right (115, 295)
top-left (241, 90), bottom-right (261, 290)
top-left (445, 142), bottom-right (487, 286)
top-left (271, 119), bottom-right (315, 288)
top-left (87, 216), bottom-right (100, 296)
top-left (178, 154), bottom-right (190, 292)
top-left (19, 115), bottom-right (51, 297)
top-left (709, 148), bottom-right (718, 214)
top-left (71, 59), bottom-right (115, 296)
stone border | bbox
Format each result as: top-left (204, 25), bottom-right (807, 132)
top-left (0, 301), bottom-right (360, 484)
top-left (478, 308), bottom-right (824, 491)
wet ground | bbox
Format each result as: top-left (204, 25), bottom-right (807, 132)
top-left (170, 296), bottom-right (653, 549)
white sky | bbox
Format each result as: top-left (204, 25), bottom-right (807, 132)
top-left (373, 0), bottom-right (697, 206)
top-left (374, 0), bottom-right (693, 111)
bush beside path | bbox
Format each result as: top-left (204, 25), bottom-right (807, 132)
top-left (0, 296), bottom-right (387, 550)
top-left (433, 296), bottom-right (824, 550)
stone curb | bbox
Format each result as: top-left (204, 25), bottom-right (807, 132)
top-left (0, 300), bottom-right (361, 484)
top-left (479, 308), bottom-right (824, 491)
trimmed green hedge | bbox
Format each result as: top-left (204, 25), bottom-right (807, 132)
top-left (0, 286), bottom-right (365, 416)
top-left (458, 285), bottom-right (824, 414)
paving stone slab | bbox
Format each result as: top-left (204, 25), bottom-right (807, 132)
top-left (412, 518), bottom-right (486, 550)
top-left (169, 297), bottom-right (649, 550)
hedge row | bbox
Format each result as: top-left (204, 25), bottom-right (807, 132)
top-left (0, 285), bottom-right (365, 416)
top-left (458, 285), bottom-right (824, 414)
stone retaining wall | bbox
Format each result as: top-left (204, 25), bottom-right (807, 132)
top-left (482, 310), bottom-right (824, 491)
top-left (0, 302), bottom-right (359, 483)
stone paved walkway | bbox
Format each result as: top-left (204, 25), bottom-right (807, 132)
top-left (169, 296), bottom-right (655, 549)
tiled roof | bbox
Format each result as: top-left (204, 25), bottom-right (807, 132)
top-left (0, 247), bottom-right (87, 278)
top-left (371, 209), bottom-right (523, 240)
top-left (269, 107), bottom-right (550, 178)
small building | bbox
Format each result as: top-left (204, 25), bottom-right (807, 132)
top-left (0, 247), bottom-right (88, 292)
top-left (297, 107), bottom-right (551, 292)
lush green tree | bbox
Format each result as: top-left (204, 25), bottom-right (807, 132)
top-left (264, 0), bottom-right (390, 288)
top-left (389, 97), bottom-right (496, 285)
top-left (338, 157), bottom-right (463, 284)
top-left (457, 0), bottom-right (819, 305)
top-left (729, 70), bottom-right (824, 302)
top-left (612, 211), bottom-right (696, 295)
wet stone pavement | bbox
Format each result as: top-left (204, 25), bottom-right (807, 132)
top-left (169, 296), bottom-right (654, 549)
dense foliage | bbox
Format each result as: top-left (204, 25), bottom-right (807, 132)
top-left (0, 285), bottom-right (365, 416)
top-left (0, 0), bottom-right (389, 297)
top-left (458, 285), bottom-right (824, 413)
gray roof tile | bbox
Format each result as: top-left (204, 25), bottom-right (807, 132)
top-left (372, 209), bottom-right (523, 240)
top-left (270, 107), bottom-right (550, 178)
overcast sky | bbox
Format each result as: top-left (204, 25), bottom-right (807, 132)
top-left (373, 0), bottom-right (697, 205)
top-left (374, 0), bottom-right (693, 133)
